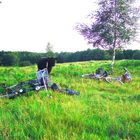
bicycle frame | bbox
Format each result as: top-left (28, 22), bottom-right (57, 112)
top-left (0, 69), bottom-right (50, 98)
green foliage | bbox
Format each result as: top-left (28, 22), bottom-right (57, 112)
top-left (77, 0), bottom-right (140, 49)
top-left (132, 50), bottom-right (140, 60)
top-left (19, 61), bottom-right (32, 66)
top-left (0, 49), bottom-right (140, 66)
top-left (0, 60), bottom-right (140, 139)
top-left (45, 42), bottom-right (56, 58)
top-left (0, 51), bottom-right (19, 66)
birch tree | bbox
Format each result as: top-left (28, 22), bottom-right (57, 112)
top-left (76, 0), bottom-right (140, 69)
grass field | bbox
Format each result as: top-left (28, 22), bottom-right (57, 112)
top-left (0, 60), bottom-right (140, 140)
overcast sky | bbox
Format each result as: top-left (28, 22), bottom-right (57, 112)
top-left (0, 0), bottom-right (139, 53)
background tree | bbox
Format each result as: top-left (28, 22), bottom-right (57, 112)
top-left (132, 50), bottom-right (140, 59)
top-left (123, 49), bottom-right (134, 59)
top-left (1, 52), bottom-right (19, 66)
top-left (0, 49), bottom-right (140, 66)
top-left (45, 42), bottom-right (56, 58)
top-left (115, 50), bottom-right (124, 60)
top-left (76, 0), bottom-right (140, 70)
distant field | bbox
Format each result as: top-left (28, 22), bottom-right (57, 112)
top-left (0, 60), bottom-right (140, 140)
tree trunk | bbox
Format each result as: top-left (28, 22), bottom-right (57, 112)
top-left (111, 0), bottom-right (117, 72)
top-left (111, 28), bottom-right (117, 71)
top-left (111, 47), bottom-right (116, 71)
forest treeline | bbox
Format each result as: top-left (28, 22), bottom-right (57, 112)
top-left (0, 49), bottom-right (140, 66)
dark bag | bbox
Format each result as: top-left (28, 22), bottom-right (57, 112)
top-left (51, 83), bottom-right (59, 90)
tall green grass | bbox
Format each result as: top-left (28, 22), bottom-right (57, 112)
top-left (0, 60), bottom-right (140, 140)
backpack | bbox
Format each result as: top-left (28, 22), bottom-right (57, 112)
top-left (51, 83), bottom-right (59, 91)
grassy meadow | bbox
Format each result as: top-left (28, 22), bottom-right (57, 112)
top-left (0, 60), bottom-right (140, 140)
